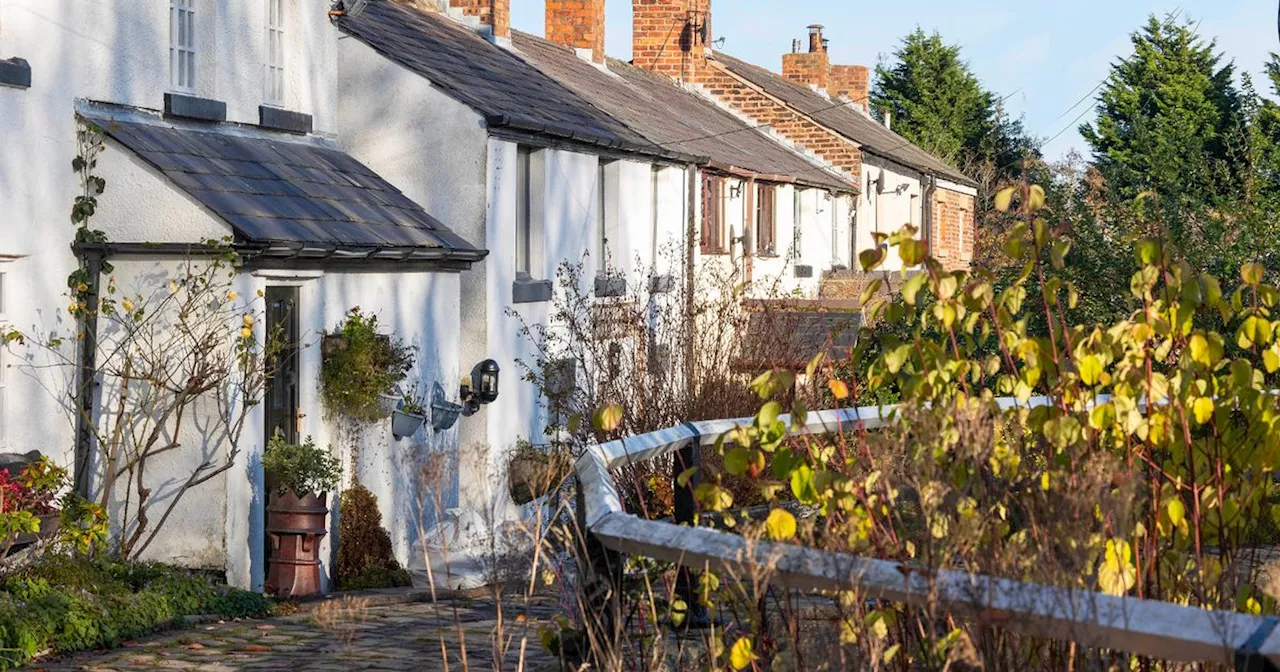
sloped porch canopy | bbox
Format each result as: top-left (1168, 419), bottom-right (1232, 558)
top-left (78, 107), bottom-right (486, 271)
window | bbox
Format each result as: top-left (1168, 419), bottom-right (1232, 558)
top-left (545, 358), bottom-right (577, 431)
top-left (791, 189), bottom-right (803, 260)
top-left (650, 166), bottom-right (661, 262)
top-left (755, 184), bottom-right (776, 256)
top-left (516, 147), bottom-right (533, 277)
top-left (264, 0), bottom-right (285, 104)
top-left (597, 161), bottom-right (610, 273)
top-left (828, 192), bottom-right (840, 264)
top-left (170, 0), bottom-right (196, 92)
top-left (700, 174), bottom-right (725, 255)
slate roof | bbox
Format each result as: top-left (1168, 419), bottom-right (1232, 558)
top-left (83, 112), bottom-right (483, 262)
top-left (712, 52), bottom-right (977, 187)
top-left (335, 2), bottom-right (670, 159)
top-left (512, 31), bottom-right (855, 193)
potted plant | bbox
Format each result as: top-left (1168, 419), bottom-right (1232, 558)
top-left (507, 441), bottom-right (572, 505)
top-left (263, 434), bottom-right (341, 598)
top-left (320, 308), bottom-right (415, 423)
top-left (391, 391), bottom-right (427, 439)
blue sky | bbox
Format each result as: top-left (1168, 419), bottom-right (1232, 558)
top-left (511, 0), bottom-right (1277, 161)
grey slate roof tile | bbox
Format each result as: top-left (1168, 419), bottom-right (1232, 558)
top-left (87, 113), bottom-right (482, 259)
top-left (711, 52), bottom-right (977, 187)
top-left (338, 1), bottom-right (853, 192)
top-left (336, 2), bottom-right (656, 155)
top-left (511, 31), bottom-right (856, 193)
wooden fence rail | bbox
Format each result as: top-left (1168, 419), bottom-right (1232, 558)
top-left (572, 404), bottom-right (1280, 670)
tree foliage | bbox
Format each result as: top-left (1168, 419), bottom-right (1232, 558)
top-left (871, 28), bottom-right (1035, 183)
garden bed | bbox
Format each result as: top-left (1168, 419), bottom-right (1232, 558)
top-left (0, 554), bottom-right (273, 669)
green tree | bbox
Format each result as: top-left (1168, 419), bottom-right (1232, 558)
top-left (871, 28), bottom-right (1034, 180)
top-left (1079, 14), bottom-right (1254, 273)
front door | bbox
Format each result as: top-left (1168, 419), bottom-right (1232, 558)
top-left (264, 286), bottom-right (300, 445)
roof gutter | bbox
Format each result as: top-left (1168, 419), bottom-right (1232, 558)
top-left (72, 241), bottom-right (490, 269)
top-left (485, 113), bottom-right (702, 165)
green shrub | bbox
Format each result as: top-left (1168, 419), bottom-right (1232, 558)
top-left (0, 554), bottom-right (271, 669)
top-left (335, 485), bottom-right (411, 591)
top-left (263, 434), bottom-right (341, 497)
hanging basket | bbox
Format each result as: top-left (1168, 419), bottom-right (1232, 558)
top-left (391, 409), bottom-right (426, 439)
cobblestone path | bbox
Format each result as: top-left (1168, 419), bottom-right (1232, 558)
top-left (32, 596), bottom-right (565, 672)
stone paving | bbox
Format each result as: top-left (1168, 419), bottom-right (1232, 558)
top-left (31, 595), bottom-right (567, 672)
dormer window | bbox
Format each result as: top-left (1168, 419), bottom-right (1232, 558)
top-left (170, 0), bottom-right (196, 92)
top-left (265, 0), bottom-right (286, 104)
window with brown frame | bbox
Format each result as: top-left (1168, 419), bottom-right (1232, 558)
top-left (701, 174), bottom-right (726, 255)
top-left (756, 184), bottom-right (776, 256)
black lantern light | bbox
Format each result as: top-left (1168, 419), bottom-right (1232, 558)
top-left (460, 359), bottom-right (501, 416)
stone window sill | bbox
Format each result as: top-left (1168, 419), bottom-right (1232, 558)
top-left (259, 105), bottom-right (313, 135)
top-left (649, 275), bottom-right (675, 294)
top-left (164, 93), bottom-right (227, 123)
top-left (512, 277), bottom-right (553, 304)
top-left (594, 275), bottom-right (627, 298)
top-left (0, 58), bottom-right (31, 90)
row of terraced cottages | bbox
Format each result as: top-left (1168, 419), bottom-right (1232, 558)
top-left (0, 0), bottom-right (974, 589)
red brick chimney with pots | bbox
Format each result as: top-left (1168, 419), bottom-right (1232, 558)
top-left (547, 0), bottom-right (606, 64)
top-left (449, 0), bottom-right (510, 41)
top-left (781, 24), bottom-right (829, 91)
top-left (829, 64), bottom-right (869, 111)
top-left (632, 0), bottom-right (711, 81)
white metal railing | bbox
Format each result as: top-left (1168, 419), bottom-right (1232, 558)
top-left (573, 403), bottom-right (1280, 668)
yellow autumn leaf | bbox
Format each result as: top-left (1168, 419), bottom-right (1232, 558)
top-left (1078, 354), bottom-right (1103, 386)
top-left (729, 636), bottom-right (755, 670)
top-left (765, 508), bottom-right (797, 541)
top-left (1098, 539), bottom-right (1136, 596)
top-left (592, 404), bottom-right (624, 431)
top-left (1192, 397), bottom-right (1214, 425)
top-left (1189, 333), bottom-right (1211, 367)
top-left (994, 186), bottom-right (1015, 213)
top-left (828, 378), bottom-right (849, 400)
top-left (1028, 184), bottom-right (1046, 211)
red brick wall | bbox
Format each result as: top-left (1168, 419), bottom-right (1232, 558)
top-left (547, 0), bottom-right (606, 63)
top-left (632, 0), bottom-right (711, 81)
top-left (781, 52), bottom-right (829, 91)
top-left (931, 187), bottom-right (976, 270)
top-left (698, 61), bottom-right (861, 180)
top-left (449, 0), bottom-right (509, 39)
top-left (829, 65), bottom-right (868, 111)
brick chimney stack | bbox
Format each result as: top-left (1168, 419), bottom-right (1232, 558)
top-left (807, 23), bottom-right (826, 53)
top-left (781, 23), bottom-right (829, 91)
top-left (632, 0), bottom-right (711, 81)
top-left (829, 64), bottom-right (869, 112)
top-left (447, 0), bottom-right (510, 41)
top-left (547, 0), bottom-right (606, 64)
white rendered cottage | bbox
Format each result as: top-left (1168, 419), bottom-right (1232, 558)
top-left (0, 0), bottom-right (484, 590)
top-left (333, 0), bottom-right (860, 583)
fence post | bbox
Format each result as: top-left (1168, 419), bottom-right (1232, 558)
top-left (574, 482), bottom-right (623, 667)
top-left (673, 430), bottom-right (710, 628)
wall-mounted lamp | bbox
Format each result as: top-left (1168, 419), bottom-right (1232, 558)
top-left (460, 359), bottom-right (501, 416)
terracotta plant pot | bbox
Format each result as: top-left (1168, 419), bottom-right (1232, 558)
top-left (265, 491), bottom-right (329, 599)
top-left (508, 453), bottom-right (572, 505)
top-left (391, 409), bottom-right (426, 439)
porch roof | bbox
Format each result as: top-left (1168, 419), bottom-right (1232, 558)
top-left (81, 110), bottom-right (485, 265)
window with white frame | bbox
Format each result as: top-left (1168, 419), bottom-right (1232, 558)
top-left (265, 0), bottom-right (285, 104)
top-left (170, 0), bottom-right (196, 92)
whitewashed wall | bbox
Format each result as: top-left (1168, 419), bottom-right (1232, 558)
top-left (858, 155), bottom-right (925, 272)
top-left (0, 0), bottom-right (340, 469)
